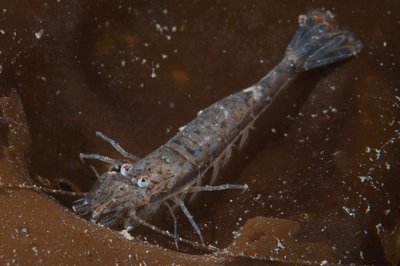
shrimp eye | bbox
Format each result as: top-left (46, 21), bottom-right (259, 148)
top-left (137, 175), bottom-right (150, 188)
top-left (120, 163), bottom-right (133, 177)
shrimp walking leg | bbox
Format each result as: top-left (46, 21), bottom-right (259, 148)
top-left (164, 202), bottom-right (179, 249)
top-left (128, 210), bottom-right (219, 251)
top-left (175, 198), bottom-right (204, 244)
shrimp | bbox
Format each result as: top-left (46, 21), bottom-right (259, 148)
top-left (1, 9), bottom-right (363, 249)
top-left (73, 9), bottom-right (362, 247)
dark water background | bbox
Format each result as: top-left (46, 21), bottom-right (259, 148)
top-left (0, 0), bottom-right (399, 264)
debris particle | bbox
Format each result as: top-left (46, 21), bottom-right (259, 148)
top-left (358, 175), bottom-right (371, 182)
top-left (119, 229), bottom-right (134, 240)
top-left (34, 29), bottom-right (44, 39)
top-left (232, 230), bottom-right (241, 239)
top-left (376, 223), bottom-right (383, 236)
top-left (342, 206), bottom-right (356, 217)
top-left (275, 237), bottom-right (285, 250)
top-left (320, 260), bottom-right (328, 265)
top-left (32, 245), bottom-right (38, 255)
top-left (20, 227), bottom-right (28, 236)
top-left (150, 64), bottom-right (157, 78)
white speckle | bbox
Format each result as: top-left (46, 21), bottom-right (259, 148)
top-left (275, 237), bottom-right (285, 250)
top-left (223, 109), bottom-right (229, 118)
top-left (232, 230), bottom-right (241, 239)
top-left (360, 251), bottom-right (364, 259)
top-left (271, 128), bottom-right (277, 133)
top-left (121, 60), bottom-right (126, 67)
top-left (168, 101), bottom-right (175, 109)
top-left (150, 65), bottom-right (157, 78)
top-left (243, 86), bottom-right (255, 93)
top-left (383, 41), bottom-right (387, 47)
top-left (37, 75), bottom-right (46, 81)
top-left (35, 29), bottom-right (44, 39)
top-left (373, 148), bottom-right (382, 160)
top-left (20, 227), bottom-right (28, 236)
top-left (179, 126), bottom-right (186, 132)
top-left (253, 194), bottom-right (261, 201)
top-left (197, 110), bottom-right (203, 116)
top-left (0, 29), bottom-right (5, 34)
top-left (155, 24), bottom-right (163, 34)
top-left (320, 260), bottom-right (328, 266)
top-left (365, 203), bottom-right (371, 213)
top-left (161, 54), bottom-right (168, 59)
top-left (342, 206), bottom-right (356, 217)
top-left (32, 245), bottom-right (38, 255)
top-left (251, 86), bottom-right (263, 100)
top-left (359, 175), bottom-right (371, 182)
top-left (120, 229), bottom-right (134, 240)
top-left (375, 223), bottom-right (383, 236)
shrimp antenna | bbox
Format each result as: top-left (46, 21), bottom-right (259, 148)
top-left (0, 180), bottom-right (87, 197)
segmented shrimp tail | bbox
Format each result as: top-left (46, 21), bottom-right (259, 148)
top-left (286, 9), bottom-right (363, 72)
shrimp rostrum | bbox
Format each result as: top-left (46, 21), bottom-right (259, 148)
top-left (72, 10), bottom-right (362, 246)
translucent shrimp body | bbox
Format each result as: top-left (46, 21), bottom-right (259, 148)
top-left (73, 10), bottom-right (362, 246)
